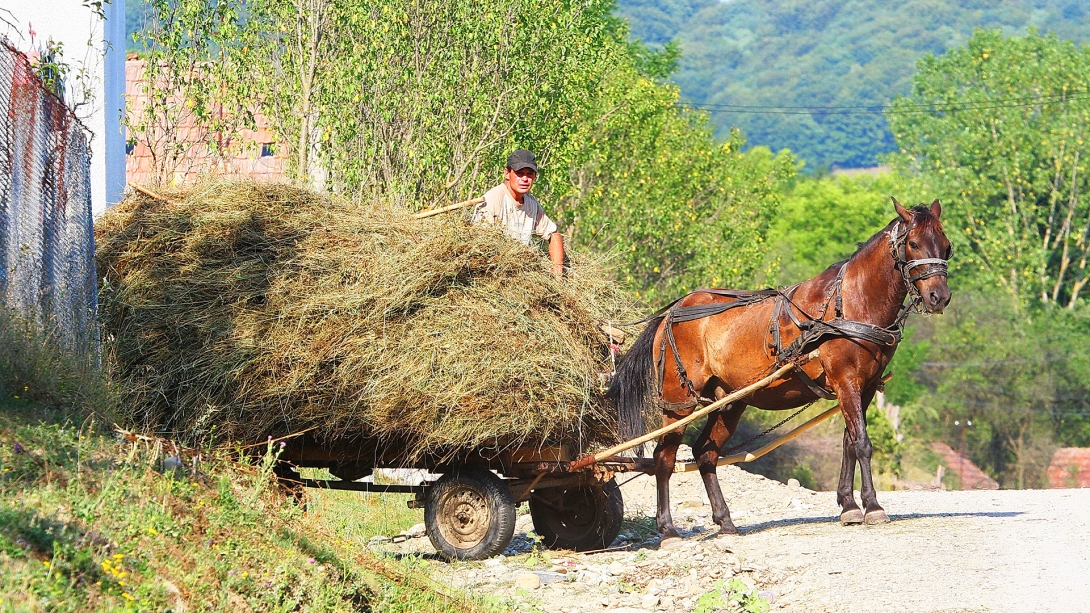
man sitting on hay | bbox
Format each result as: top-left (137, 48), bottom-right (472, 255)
top-left (472, 149), bottom-right (566, 281)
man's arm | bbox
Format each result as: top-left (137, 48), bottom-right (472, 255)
top-left (549, 232), bottom-right (565, 280)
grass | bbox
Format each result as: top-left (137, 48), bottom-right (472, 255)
top-left (0, 395), bottom-right (495, 612)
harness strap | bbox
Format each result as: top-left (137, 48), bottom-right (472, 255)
top-left (793, 365), bottom-right (838, 400)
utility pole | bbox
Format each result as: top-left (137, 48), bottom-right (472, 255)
top-left (954, 419), bottom-right (973, 489)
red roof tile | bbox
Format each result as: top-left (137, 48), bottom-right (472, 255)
top-left (1047, 448), bottom-right (1090, 489)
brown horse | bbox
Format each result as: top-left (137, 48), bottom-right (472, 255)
top-left (608, 199), bottom-right (952, 536)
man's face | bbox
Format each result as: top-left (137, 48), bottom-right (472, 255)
top-left (504, 167), bottom-right (537, 197)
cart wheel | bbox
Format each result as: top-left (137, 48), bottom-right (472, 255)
top-left (529, 479), bottom-right (623, 552)
top-left (425, 468), bottom-right (516, 561)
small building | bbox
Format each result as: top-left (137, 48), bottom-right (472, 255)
top-left (1047, 448), bottom-right (1090, 488)
top-left (124, 57), bottom-right (287, 187)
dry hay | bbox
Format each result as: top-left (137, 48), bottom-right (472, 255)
top-left (96, 179), bottom-right (639, 461)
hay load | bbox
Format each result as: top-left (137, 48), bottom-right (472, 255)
top-left (96, 179), bottom-right (638, 459)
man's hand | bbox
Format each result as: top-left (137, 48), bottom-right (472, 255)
top-left (549, 233), bottom-right (566, 281)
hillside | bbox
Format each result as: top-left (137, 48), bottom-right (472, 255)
top-left (615, 0), bottom-right (1090, 169)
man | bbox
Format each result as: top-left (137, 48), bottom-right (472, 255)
top-left (472, 149), bottom-right (565, 280)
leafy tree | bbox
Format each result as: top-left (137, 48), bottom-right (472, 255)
top-left (889, 29), bottom-right (1090, 310)
top-left (764, 172), bottom-right (907, 285)
top-left (557, 50), bottom-right (796, 300)
top-left (903, 290), bottom-right (1090, 488)
top-left (127, 0), bottom-right (255, 184)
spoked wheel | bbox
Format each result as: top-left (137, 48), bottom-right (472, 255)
top-left (425, 467), bottom-right (516, 560)
top-left (529, 479), bottom-right (623, 551)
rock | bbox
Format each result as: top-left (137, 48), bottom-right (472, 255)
top-left (676, 444), bottom-right (695, 462)
top-left (535, 572), bottom-right (568, 585)
top-left (514, 573), bottom-right (541, 590)
top-left (485, 556), bottom-right (505, 567)
top-left (659, 537), bottom-right (684, 550)
top-left (787, 478), bottom-right (801, 488)
top-left (641, 594), bottom-right (660, 609)
top-left (407, 523), bottom-right (427, 538)
top-left (608, 561), bottom-right (625, 575)
top-left (162, 455), bottom-right (184, 475)
top-left (678, 498), bottom-right (704, 509)
top-left (759, 590), bottom-right (776, 604)
top-left (602, 609), bottom-right (651, 613)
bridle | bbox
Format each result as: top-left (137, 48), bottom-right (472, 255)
top-left (888, 219), bottom-right (949, 302)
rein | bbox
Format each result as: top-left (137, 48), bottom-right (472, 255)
top-left (647, 218), bottom-right (948, 410)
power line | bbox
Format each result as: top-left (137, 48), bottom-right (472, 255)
top-left (678, 91), bottom-right (1090, 116)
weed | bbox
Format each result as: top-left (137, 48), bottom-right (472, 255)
top-left (693, 578), bottom-right (770, 613)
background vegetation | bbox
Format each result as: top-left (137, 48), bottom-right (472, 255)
top-left (614, 0), bottom-right (1090, 170)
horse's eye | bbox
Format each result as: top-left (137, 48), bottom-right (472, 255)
top-left (909, 241), bottom-right (920, 250)
top-left (945, 246), bottom-right (953, 259)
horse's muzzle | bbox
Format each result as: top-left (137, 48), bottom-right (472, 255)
top-left (924, 283), bottom-right (951, 313)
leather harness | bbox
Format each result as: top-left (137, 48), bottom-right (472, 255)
top-left (650, 219), bottom-right (949, 412)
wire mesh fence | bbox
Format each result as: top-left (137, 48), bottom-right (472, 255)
top-left (0, 38), bottom-right (98, 358)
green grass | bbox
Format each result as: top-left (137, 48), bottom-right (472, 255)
top-left (0, 395), bottom-right (494, 612)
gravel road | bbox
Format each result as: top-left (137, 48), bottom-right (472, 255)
top-left (381, 464), bottom-right (1090, 613)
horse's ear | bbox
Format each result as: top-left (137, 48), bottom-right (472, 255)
top-left (930, 199), bottom-right (942, 219)
top-left (892, 197), bottom-right (912, 223)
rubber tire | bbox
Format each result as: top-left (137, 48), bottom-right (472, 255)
top-left (529, 479), bottom-right (624, 552)
top-left (424, 467), bottom-right (516, 561)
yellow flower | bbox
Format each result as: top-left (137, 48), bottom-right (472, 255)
top-left (122, 592), bottom-right (135, 601)
top-left (147, 527), bottom-right (158, 536)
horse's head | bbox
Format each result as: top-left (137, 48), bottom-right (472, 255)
top-left (891, 197), bottom-right (952, 314)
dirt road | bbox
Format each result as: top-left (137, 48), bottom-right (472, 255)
top-left (383, 464), bottom-right (1090, 613)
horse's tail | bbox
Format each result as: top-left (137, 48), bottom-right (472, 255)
top-left (607, 315), bottom-right (663, 442)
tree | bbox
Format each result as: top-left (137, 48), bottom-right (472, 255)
top-left (127, 0), bottom-right (254, 184)
top-left (888, 29), bottom-right (1090, 311)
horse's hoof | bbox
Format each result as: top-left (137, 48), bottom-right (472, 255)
top-left (718, 525), bottom-right (739, 536)
top-left (864, 510), bottom-right (890, 525)
top-left (840, 509), bottom-right (864, 525)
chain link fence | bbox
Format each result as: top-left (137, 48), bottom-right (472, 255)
top-left (0, 38), bottom-right (98, 358)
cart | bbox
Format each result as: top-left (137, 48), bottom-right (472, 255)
top-left (276, 351), bottom-right (857, 560)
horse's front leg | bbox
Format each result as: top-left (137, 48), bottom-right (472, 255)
top-left (837, 384), bottom-right (889, 525)
top-left (694, 403), bottom-right (746, 535)
top-left (653, 414), bottom-right (685, 538)
top-left (837, 426), bottom-right (863, 524)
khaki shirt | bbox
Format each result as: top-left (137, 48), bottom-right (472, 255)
top-left (472, 184), bottom-right (557, 246)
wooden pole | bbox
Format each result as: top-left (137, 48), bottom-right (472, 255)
top-left (132, 184), bottom-right (172, 203)
top-left (413, 197), bottom-right (486, 219)
top-left (568, 350), bottom-right (821, 471)
top-left (673, 370), bottom-right (894, 472)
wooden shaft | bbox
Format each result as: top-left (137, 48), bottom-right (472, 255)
top-left (412, 197), bottom-right (486, 219)
top-left (569, 350), bottom-right (820, 471)
top-left (673, 404), bottom-right (841, 472)
top-left (673, 371), bottom-right (894, 472)
top-left (132, 184), bottom-right (171, 203)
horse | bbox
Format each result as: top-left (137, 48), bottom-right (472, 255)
top-left (607, 198), bottom-right (952, 536)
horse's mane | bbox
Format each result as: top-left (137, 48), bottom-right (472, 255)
top-left (823, 204), bottom-right (934, 274)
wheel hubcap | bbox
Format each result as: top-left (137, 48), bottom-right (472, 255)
top-left (437, 485), bottom-right (490, 548)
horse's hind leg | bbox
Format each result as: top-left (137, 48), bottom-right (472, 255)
top-left (694, 403), bottom-right (746, 535)
top-left (653, 414), bottom-right (685, 538)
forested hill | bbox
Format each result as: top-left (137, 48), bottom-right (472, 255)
top-left (615, 0), bottom-right (1090, 169)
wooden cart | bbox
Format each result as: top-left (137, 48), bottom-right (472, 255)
top-left (276, 351), bottom-right (854, 561)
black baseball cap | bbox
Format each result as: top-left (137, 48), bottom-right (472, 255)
top-left (506, 149), bottom-right (539, 173)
